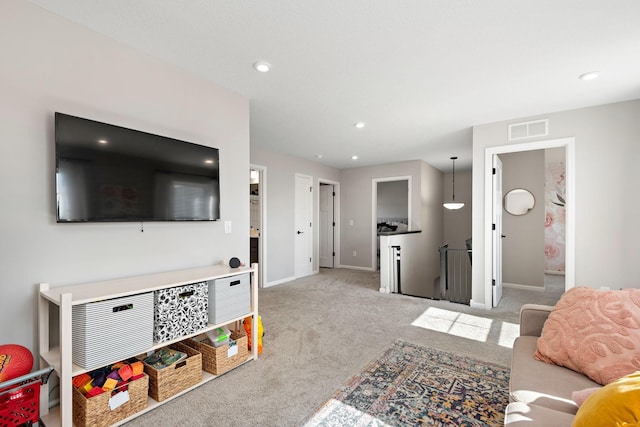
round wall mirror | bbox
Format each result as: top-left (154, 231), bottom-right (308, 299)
top-left (504, 188), bottom-right (535, 215)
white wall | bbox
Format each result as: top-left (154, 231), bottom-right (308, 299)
top-left (250, 145), bottom-right (340, 285)
top-left (0, 1), bottom-right (250, 352)
top-left (472, 99), bottom-right (640, 307)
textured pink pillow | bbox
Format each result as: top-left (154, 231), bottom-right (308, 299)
top-left (534, 287), bottom-right (640, 385)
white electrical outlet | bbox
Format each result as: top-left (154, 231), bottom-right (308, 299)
top-left (224, 221), bottom-right (232, 234)
top-left (349, 219), bottom-right (354, 226)
top-left (353, 250), bottom-right (357, 257)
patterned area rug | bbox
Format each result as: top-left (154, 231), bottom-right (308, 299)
top-left (304, 340), bottom-right (510, 427)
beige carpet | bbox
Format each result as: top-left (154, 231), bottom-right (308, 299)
top-left (125, 269), bottom-right (562, 426)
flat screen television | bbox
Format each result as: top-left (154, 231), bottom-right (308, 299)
top-left (55, 112), bottom-right (220, 222)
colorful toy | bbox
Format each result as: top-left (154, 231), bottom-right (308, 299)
top-left (243, 316), bottom-right (264, 355)
top-left (72, 359), bottom-right (144, 399)
top-left (102, 378), bottom-right (118, 392)
top-left (0, 344), bottom-right (34, 382)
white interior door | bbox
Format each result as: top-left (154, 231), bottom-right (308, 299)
top-left (492, 155), bottom-right (503, 307)
top-left (319, 184), bottom-right (335, 268)
top-left (295, 174), bottom-right (313, 278)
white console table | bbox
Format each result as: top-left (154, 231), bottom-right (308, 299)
top-left (38, 264), bottom-right (258, 427)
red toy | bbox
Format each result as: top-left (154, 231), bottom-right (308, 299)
top-left (0, 344), bottom-right (33, 383)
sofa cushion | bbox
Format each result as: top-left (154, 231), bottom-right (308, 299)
top-left (504, 402), bottom-right (574, 427)
top-left (572, 371), bottom-right (640, 426)
top-left (534, 287), bottom-right (640, 385)
top-left (511, 336), bottom-right (600, 414)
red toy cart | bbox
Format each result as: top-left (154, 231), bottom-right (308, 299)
top-left (0, 367), bottom-right (54, 427)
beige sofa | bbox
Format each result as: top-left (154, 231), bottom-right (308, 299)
top-left (504, 304), bottom-right (601, 426)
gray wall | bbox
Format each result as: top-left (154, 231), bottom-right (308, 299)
top-left (472, 99), bottom-right (640, 307)
top-left (340, 160), bottom-right (442, 272)
top-left (500, 151), bottom-right (545, 288)
top-left (250, 144), bottom-right (340, 285)
top-left (0, 2), bottom-right (250, 352)
top-left (443, 170), bottom-right (472, 251)
top-left (377, 180), bottom-right (409, 219)
top-left (340, 161), bottom-right (421, 269)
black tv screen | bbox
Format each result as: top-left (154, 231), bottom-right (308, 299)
top-left (55, 113), bottom-right (220, 222)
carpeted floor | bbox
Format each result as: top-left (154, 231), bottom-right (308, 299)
top-left (303, 339), bottom-right (510, 427)
top-left (125, 268), bottom-right (562, 426)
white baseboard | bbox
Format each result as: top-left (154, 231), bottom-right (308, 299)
top-left (469, 300), bottom-right (488, 310)
top-left (544, 270), bottom-right (566, 276)
top-left (264, 275), bottom-right (296, 288)
top-left (339, 264), bottom-right (376, 272)
top-left (503, 282), bottom-right (545, 292)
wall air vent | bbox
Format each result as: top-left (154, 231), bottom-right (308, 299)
top-left (508, 119), bottom-right (549, 141)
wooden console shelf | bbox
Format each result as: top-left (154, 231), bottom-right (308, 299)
top-left (38, 264), bottom-right (259, 427)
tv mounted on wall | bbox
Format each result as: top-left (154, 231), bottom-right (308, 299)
top-left (55, 113), bottom-right (220, 222)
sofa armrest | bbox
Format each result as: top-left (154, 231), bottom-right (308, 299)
top-left (519, 304), bottom-right (554, 337)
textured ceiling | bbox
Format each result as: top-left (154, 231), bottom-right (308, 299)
top-left (27, 0), bottom-right (640, 171)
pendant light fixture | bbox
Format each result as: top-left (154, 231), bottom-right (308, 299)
top-left (443, 156), bottom-right (464, 210)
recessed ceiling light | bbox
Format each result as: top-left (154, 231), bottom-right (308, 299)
top-left (204, 159), bottom-right (214, 164)
top-left (579, 71), bottom-right (599, 81)
top-left (354, 122), bottom-right (366, 129)
top-left (97, 139), bottom-right (108, 144)
top-left (352, 155), bottom-right (359, 160)
top-left (253, 61), bottom-right (271, 72)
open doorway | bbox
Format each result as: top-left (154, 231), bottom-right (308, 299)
top-left (250, 165), bottom-right (266, 287)
top-left (498, 148), bottom-right (566, 297)
top-left (372, 177), bottom-right (411, 271)
top-left (318, 179), bottom-right (340, 269)
top-left (483, 137), bottom-right (575, 309)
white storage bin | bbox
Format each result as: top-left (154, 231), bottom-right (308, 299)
top-left (72, 292), bottom-right (154, 369)
top-left (208, 274), bottom-right (250, 324)
top-left (153, 281), bottom-right (208, 342)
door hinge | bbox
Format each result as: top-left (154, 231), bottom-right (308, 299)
top-left (332, 252), bottom-right (335, 257)
top-left (309, 222), bottom-right (312, 228)
top-left (492, 279), bottom-right (496, 287)
top-left (309, 257), bottom-right (312, 263)
top-left (492, 167), bottom-right (496, 175)
top-left (332, 191), bottom-right (336, 197)
top-left (492, 223), bottom-right (496, 231)
top-left (332, 222), bottom-right (335, 227)
top-left (309, 187), bottom-right (312, 192)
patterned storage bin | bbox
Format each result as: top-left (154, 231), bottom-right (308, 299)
top-left (154, 282), bottom-right (208, 342)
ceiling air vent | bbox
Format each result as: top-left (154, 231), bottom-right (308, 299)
top-left (508, 119), bottom-right (548, 141)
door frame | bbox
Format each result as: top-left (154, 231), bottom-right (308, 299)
top-left (492, 155), bottom-right (503, 307)
top-left (483, 137), bottom-right (575, 309)
top-left (250, 163), bottom-right (267, 288)
top-left (317, 178), bottom-right (340, 270)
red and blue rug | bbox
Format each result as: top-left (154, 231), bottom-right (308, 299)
top-left (304, 340), bottom-right (509, 427)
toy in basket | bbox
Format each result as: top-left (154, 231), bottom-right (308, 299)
top-left (71, 359), bottom-right (149, 427)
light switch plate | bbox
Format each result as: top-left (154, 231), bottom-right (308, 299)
top-left (224, 221), bottom-right (232, 234)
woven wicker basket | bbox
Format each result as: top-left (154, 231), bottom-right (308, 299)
top-left (185, 330), bottom-right (248, 375)
top-left (72, 373), bottom-right (149, 427)
top-left (143, 341), bottom-right (202, 402)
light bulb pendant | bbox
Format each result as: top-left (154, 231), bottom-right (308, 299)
top-left (444, 156), bottom-right (465, 210)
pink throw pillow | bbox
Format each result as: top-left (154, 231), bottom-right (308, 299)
top-left (534, 287), bottom-right (640, 385)
top-left (572, 387), bottom-right (601, 407)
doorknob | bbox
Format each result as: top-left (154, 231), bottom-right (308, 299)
top-left (297, 230), bottom-right (304, 234)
